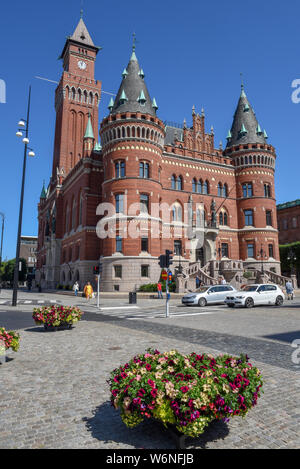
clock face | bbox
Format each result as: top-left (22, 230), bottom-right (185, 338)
top-left (78, 60), bottom-right (87, 70)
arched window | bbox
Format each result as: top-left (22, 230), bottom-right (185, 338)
top-left (203, 180), bottom-right (209, 194)
top-left (219, 212), bottom-right (223, 225)
top-left (171, 175), bottom-right (176, 190)
top-left (223, 184), bottom-right (228, 197)
top-left (218, 183), bottom-right (222, 196)
top-left (197, 179), bottom-right (203, 194)
top-left (171, 202), bottom-right (183, 221)
top-left (192, 178), bottom-right (197, 192)
top-left (79, 193), bottom-right (83, 225)
top-left (89, 92), bottom-right (93, 104)
top-left (176, 176), bottom-right (183, 191)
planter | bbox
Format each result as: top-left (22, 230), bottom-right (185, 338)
top-left (109, 349), bottom-right (263, 443)
top-left (32, 305), bottom-right (83, 330)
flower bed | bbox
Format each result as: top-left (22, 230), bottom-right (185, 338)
top-left (109, 349), bottom-right (263, 438)
top-left (0, 327), bottom-right (20, 353)
top-left (32, 305), bottom-right (83, 329)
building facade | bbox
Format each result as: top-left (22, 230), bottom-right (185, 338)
top-left (277, 200), bottom-right (300, 245)
top-left (36, 17), bottom-right (281, 292)
top-left (20, 236), bottom-right (37, 274)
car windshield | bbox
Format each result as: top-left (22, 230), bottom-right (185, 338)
top-left (241, 285), bottom-right (258, 292)
top-left (197, 287), bottom-right (209, 292)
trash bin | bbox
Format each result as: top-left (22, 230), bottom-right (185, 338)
top-left (129, 292), bottom-right (137, 304)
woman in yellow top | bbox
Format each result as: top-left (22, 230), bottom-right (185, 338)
top-left (84, 282), bottom-right (93, 301)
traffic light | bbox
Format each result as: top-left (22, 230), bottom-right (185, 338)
top-left (165, 250), bottom-right (173, 268)
top-left (158, 254), bottom-right (167, 268)
top-left (93, 265), bottom-right (100, 275)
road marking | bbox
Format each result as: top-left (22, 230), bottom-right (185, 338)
top-left (99, 306), bottom-right (139, 311)
top-left (24, 300), bottom-right (32, 304)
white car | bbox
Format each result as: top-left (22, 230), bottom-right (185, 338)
top-left (224, 284), bottom-right (285, 308)
top-left (182, 285), bottom-right (237, 307)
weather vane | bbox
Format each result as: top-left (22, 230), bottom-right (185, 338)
top-left (132, 32), bottom-right (137, 51)
top-left (80, 0), bottom-right (84, 18)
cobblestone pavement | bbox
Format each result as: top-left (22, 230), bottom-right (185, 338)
top-left (0, 314), bottom-right (300, 449)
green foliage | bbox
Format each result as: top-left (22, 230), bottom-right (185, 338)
top-left (279, 241), bottom-right (300, 276)
top-left (0, 258), bottom-right (27, 283)
top-left (243, 271), bottom-right (253, 279)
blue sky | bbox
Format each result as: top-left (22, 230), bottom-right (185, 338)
top-left (0, 0), bottom-right (300, 260)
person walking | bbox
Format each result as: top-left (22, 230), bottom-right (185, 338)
top-left (221, 277), bottom-right (227, 285)
top-left (157, 282), bottom-right (163, 299)
top-left (73, 281), bottom-right (79, 297)
top-left (84, 282), bottom-right (93, 302)
top-left (285, 280), bottom-right (294, 300)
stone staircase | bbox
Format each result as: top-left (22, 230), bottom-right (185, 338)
top-left (175, 260), bottom-right (296, 293)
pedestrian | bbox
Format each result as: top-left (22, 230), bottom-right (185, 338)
top-left (196, 276), bottom-right (200, 289)
top-left (157, 282), bottom-right (163, 299)
top-left (285, 280), bottom-right (294, 300)
top-left (84, 282), bottom-right (93, 301)
top-left (221, 277), bottom-right (227, 285)
top-left (73, 281), bottom-right (79, 297)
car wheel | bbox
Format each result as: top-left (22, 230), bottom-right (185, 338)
top-left (198, 297), bottom-right (207, 307)
top-left (275, 296), bottom-right (283, 306)
top-left (245, 297), bottom-right (254, 308)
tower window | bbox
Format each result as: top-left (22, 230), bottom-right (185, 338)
top-left (264, 184), bottom-right (271, 198)
top-left (115, 194), bottom-right (124, 214)
top-left (266, 210), bottom-right (272, 226)
top-left (268, 244), bottom-right (274, 258)
top-left (116, 237), bottom-right (123, 253)
top-left (242, 183), bottom-right (253, 198)
top-left (221, 243), bottom-right (229, 257)
top-left (140, 194), bottom-right (149, 213)
top-left (247, 243), bottom-right (254, 258)
top-left (115, 160), bottom-right (125, 178)
top-left (244, 209), bottom-right (254, 226)
top-left (139, 161), bottom-right (150, 178)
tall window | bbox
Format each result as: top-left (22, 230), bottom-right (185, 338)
top-left (223, 184), bottom-right (228, 197)
top-left (115, 194), bottom-right (124, 214)
top-left (141, 237), bottom-right (148, 252)
top-left (247, 243), bottom-right (254, 258)
top-left (116, 236), bottom-right (122, 253)
top-left (244, 209), bottom-right (254, 226)
top-left (174, 240), bottom-right (182, 256)
top-left (139, 161), bottom-right (150, 178)
top-left (266, 210), bottom-right (272, 226)
top-left (176, 176), bottom-right (183, 191)
top-left (203, 180), bottom-right (209, 194)
top-left (218, 183), bottom-right (222, 196)
top-left (171, 175), bottom-right (176, 189)
top-left (268, 244), bottom-right (274, 258)
top-left (264, 184), bottom-right (271, 198)
top-left (114, 265), bottom-right (122, 278)
top-left (140, 194), bottom-right (149, 213)
top-left (242, 183), bottom-right (253, 198)
top-left (197, 179), bottom-right (203, 194)
top-left (221, 243), bottom-right (229, 257)
top-left (115, 160), bottom-right (125, 178)
top-left (192, 178), bottom-right (197, 192)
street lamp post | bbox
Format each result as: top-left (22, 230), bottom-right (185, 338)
top-left (258, 244), bottom-right (267, 274)
top-left (12, 86), bottom-right (35, 306)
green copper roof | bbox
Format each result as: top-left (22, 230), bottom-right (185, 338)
top-left (130, 50), bottom-right (137, 62)
top-left (119, 89), bottom-right (128, 103)
top-left (138, 69), bottom-right (145, 78)
top-left (277, 199), bottom-right (300, 210)
top-left (84, 114), bottom-right (94, 139)
top-left (256, 124), bottom-right (262, 135)
top-left (243, 103), bottom-right (250, 112)
top-left (122, 68), bottom-right (128, 77)
top-left (240, 123), bottom-right (247, 134)
top-left (152, 97), bottom-right (158, 110)
top-left (263, 129), bottom-right (268, 139)
top-left (94, 141), bottom-right (102, 151)
top-left (137, 89), bottom-right (146, 103)
top-left (108, 97), bottom-right (114, 111)
top-left (40, 181), bottom-right (46, 199)
top-left (226, 130), bottom-right (232, 140)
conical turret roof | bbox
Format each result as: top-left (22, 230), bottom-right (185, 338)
top-left (111, 48), bottom-right (156, 116)
top-left (84, 114), bottom-right (95, 139)
top-left (226, 85), bottom-right (267, 148)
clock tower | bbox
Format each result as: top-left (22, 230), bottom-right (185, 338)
top-left (51, 16), bottom-right (102, 181)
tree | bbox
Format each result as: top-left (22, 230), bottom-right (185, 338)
top-left (1, 258), bottom-right (28, 283)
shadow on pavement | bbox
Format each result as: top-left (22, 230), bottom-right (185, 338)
top-left (262, 330), bottom-right (300, 344)
top-left (83, 401), bottom-right (229, 449)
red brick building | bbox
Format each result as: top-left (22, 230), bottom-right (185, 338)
top-left (277, 200), bottom-right (300, 244)
top-left (36, 17), bottom-right (281, 291)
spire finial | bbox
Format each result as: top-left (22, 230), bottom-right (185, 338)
top-left (80, 0), bottom-right (83, 18)
top-left (132, 32), bottom-right (136, 51)
top-left (240, 72), bottom-right (244, 90)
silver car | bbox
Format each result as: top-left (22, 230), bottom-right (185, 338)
top-left (182, 285), bottom-right (237, 307)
